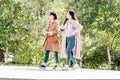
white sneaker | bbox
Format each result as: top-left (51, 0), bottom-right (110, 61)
top-left (71, 64), bottom-right (80, 70)
top-left (62, 65), bottom-right (69, 71)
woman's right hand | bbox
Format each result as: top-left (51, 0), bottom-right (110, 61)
top-left (60, 29), bottom-right (64, 31)
top-left (60, 25), bottom-right (65, 31)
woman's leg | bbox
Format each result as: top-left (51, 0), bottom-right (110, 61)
top-left (44, 50), bottom-right (50, 64)
top-left (54, 51), bottom-right (59, 64)
top-left (53, 51), bottom-right (59, 70)
top-left (39, 50), bottom-right (50, 69)
top-left (62, 36), bottom-right (75, 70)
top-left (66, 36), bottom-right (75, 65)
top-left (71, 52), bottom-right (77, 64)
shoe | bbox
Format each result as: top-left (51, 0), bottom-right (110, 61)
top-left (53, 65), bottom-right (59, 70)
top-left (71, 64), bottom-right (80, 70)
top-left (62, 65), bottom-right (69, 71)
top-left (38, 64), bottom-right (46, 70)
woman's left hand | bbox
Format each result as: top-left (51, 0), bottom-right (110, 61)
top-left (72, 31), bottom-right (76, 36)
top-left (47, 31), bottom-right (53, 36)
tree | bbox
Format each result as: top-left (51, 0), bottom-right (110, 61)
top-left (95, 0), bottom-right (120, 69)
top-left (0, 0), bottom-right (23, 64)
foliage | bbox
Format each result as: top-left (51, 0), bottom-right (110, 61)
top-left (0, 0), bottom-right (119, 70)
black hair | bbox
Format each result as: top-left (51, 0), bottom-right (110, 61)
top-left (50, 11), bottom-right (57, 20)
top-left (63, 10), bottom-right (77, 25)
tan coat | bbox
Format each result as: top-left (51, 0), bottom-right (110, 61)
top-left (60, 20), bottom-right (83, 59)
top-left (42, 21), bottom-right (60, 52)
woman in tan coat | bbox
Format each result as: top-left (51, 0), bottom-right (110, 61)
top-left (60, 10), bottom-right (83, 70)
top-left (39, 11), bottom-right (60, 70)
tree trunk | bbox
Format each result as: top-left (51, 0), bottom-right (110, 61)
top-left (5, 40), bottom-right (9, 64)
top-left (35, 24), bottom-right (39, 66)
top-left (79, 54), bottom-right (83, 68)
top-left (107, 46), bottom-right (112, 69)
top-left (106, 32), bottom-right (112, 69)
top-left (12, 49), bottom-right (16, 64)
top-left (34, 11), bottom-right (39, 66)
top-left (103, 2), bottom-right (112, 69)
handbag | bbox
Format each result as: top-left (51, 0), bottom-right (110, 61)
top-left (47, 36), bottom-right (58, 44)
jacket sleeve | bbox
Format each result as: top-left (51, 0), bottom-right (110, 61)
top-left (51, 22), bottom-right (59, 35)
top-left (73, 21), bottom-right (83, 35)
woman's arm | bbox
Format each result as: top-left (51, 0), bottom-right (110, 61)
top-left (73, 21), bottom-right (83, 35)
top-left (48, 22), bottom-right (58, 36)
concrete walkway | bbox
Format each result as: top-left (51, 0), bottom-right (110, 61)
top-left (0, 66), bottom-right (120, 80)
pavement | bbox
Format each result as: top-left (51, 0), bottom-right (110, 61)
top-left (0, 66), bottom-right (120, 80)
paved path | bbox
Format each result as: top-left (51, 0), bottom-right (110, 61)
top-left (0, 66), bottom-right (120, 80)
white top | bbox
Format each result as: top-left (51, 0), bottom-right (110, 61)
top-left (66, 21), bottom-right (74, 37)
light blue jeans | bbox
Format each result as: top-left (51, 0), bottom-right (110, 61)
top-left (44, 50), bottom-right (59, 64)
top-left (66, 36), bottom-right (77, 65)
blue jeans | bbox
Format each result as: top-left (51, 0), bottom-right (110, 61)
top-left (44, 50), bottom-right (59, 64)
top-left (66, 36), bottom-right (77, 65)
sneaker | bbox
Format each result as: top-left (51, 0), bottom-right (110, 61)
top-left (53, 65), bottom-right (59, 70)
top-left (38, 64), bottom-right (46, 70)
top-left (62, 65), bottom-right (69, 71)
top-left (71, 64), bottom-right (80, 70)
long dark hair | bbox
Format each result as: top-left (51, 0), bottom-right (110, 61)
top-left (63, 10), bottom-right (77, 25)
